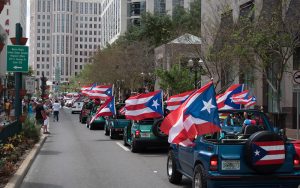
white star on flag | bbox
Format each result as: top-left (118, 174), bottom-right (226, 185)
top-left (254, 150), bottom-right (260, 156)
top-left (107, 91), bottom-right (111, 94)
top-left (201, 99), bottom-right (216, 114)
top-left (152, 99), bottom-right (160, 109)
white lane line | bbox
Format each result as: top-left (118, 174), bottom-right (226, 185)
top-left (116, 142), bottom-right (130, 151)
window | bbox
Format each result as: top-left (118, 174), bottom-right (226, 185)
top-left (37, 64), bottom-right (40, 68)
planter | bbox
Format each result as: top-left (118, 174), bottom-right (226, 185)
top-left (10, 37), bottom-right (28, 45)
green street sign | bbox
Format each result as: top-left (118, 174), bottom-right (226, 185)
top-left (6, 45), bottom-right (29, 72)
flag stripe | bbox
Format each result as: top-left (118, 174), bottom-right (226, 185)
top-left (255, 159), bottom-right (285, 165)
top-left (125, 104), bottom-right (146, 111)
top-left (255, 141), bottom-right (284, 146)
top-left (125, 107), bottom-right (154, 116)
top-left (260, 145), bottom-right (285, 151)
top-left (126, 112), bottom-right (162, 121)
top-left (166, 105), bottom-right (180, 111)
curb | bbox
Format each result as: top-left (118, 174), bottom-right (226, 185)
top-left (4, 134), bottom-right (48, 188)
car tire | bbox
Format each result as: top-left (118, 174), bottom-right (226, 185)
top-left (130, 139), bottom-right (139, 153)
top-left (89, 124), bottom-right (94, 130)
top-left (152, 119), bottom-right (168, 139)
top-left (167, 150), bottom-right (182, 184)
top-left (245, 131), bottom-right (285, 173)
top-left (193, 164), bottom-right (207, 188)
top-left (105, 128), bottom-right (109, 136)
top-left (123, 131), bottom-right (129, 146)
top-left (110, 129), bottom-right (116, 139)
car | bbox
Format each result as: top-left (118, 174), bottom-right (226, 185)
top-left (71, 101), bottom-right (84, 114)
top-left (65, 99), bottom-right (73, 107)
top-left (86, 105), bottom-right (106, 130)
top-left (123, 118), bottom-right (169, 153)
top-left (104, 103), bottom-right (131, 139)
top-left (79, 101), bottom-right (93, 123)
top-left (166, 109), bottom-right (300, 188)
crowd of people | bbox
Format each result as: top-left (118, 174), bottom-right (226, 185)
top-left (0, 97), bottom-right (63, 134)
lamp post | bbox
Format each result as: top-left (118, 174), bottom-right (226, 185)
top-left (188, 59), bottom-right (203, 89)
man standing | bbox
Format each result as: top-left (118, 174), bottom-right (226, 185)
top-left (52, 99), bottom-right (61, 122)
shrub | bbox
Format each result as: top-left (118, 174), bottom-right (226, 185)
top-left (22, 118), bottom-right (40, 143)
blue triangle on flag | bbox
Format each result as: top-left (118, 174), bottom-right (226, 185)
top-left (146, 92), bottom-right (163, 115)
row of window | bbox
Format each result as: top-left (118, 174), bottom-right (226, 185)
top-left (75, 30), bottom-right (100, 36)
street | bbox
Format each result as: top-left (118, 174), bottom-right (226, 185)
top-left (20, 108), bottom-right (191, 188)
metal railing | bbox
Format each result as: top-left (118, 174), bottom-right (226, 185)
top-left (0, 121), bottom-right (21, 143)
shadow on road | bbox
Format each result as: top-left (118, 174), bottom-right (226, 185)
top-left (39, 150), bottom-right (61, 156)
top-left (21, 182), bottom-right (63, 188)
top-left (94, 139), bottom-right (115, 142)
top-left (136, 148), bottom-right (168, 156)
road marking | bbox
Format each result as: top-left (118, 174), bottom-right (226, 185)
top-left (116, 142), bottom-right (130, 151)
top-left (153, 171), bottom-right (158, 173)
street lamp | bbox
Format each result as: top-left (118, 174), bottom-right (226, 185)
top-left (188, 59), bottom-right (203, 89)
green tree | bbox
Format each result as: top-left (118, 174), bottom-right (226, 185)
top-left (156, 64), bottom-right (194, 94)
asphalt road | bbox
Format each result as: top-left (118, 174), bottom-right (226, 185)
top-left (21, 108), bottom-right (192, 188)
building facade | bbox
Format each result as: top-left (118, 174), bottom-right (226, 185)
top-left (30, 0), bottom-right (102, 83)
top-left (100, 0), bottom-right (127, 48)
top-left (100, 0), bottom-right (194, 47)
top-left (201, 0), bottom-right (300, 129)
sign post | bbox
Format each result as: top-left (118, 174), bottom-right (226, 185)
top-left (293, 71), bottom-right (300, 139)
top-left (6, 23), bottom-right (28, 122)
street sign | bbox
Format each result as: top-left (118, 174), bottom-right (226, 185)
top-left (25, 76), bottom-right (35, 94)
top-left (6, 45), bottom-right (29, 72)
top-left (293, 71), bottom-right (300, 84)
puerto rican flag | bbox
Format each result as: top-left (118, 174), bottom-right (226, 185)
top-left (217, 84), bottom-right (244, 110)
top-left (125, 90), bottom-right (163, 120)
top-left (119, 106), bottom-right (126, 115)
top-left (166, 90), bottom-right (194, 112)
top-left (252, 141), bottom-right (285, 166)
top-left (81, 83), bottom-right (96, 96)
top-left (161, 82), bottom-right (221, 146)
top-left (245, 96), bottom-right (257, 107)
top-left (231, 90), bottom-right (250, 104)
top-left (90, 97), bottom-right (115, 124)
top-left (87, 85), bottom-right (113, 99)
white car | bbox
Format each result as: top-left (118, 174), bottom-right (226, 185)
top-left (71, 101), bottom-right (84, 114)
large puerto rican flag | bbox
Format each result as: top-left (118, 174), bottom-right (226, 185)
top-left (166, 90), bottom-right (194, 112)
top-left (251, 141), bottom-right (285, 166)
top-left (231, 90), bottom-right (257, 107)
top-left (125, 90), bottom-right (163, 120)
top-left (161, 82), bottom-right (221, 146)
top-left (90, 97), bottom-right (116, 124)
top-left (217, 84), bottom-right (244, 110)
top-left (87, 85), bottom-right (113, 99)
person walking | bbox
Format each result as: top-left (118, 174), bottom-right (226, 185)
top-left (52, 99), bottom-right (61, 122)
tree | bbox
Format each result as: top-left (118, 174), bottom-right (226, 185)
top-left (156, 64), bottom-right (194, 94)
top-left (229, 2), bottom-right (300, 112)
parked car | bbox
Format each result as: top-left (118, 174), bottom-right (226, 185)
top-left (79, 100), bottom-right (93, 123)
top-left (123, 118), bottom-right (169, 152)
top-left (86, 105), bottom-right (106, 130)
top-left (104, 103), bottom-right (131, 139)
top-left (166, 109), bottom-right (300, 188)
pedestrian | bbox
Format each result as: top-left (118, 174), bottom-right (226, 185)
top-left (4, 99), bottom-right (12, 121)
top-left (52, 99), bottom-right (61, 122)
top-left (34, 99), bottom-right (45, 131)
top-left (43, 110), bottom-right (50, 134)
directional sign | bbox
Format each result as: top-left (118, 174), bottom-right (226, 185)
top-left (294, 71), bottom-right (300, 84)
top-left (6, 45), bottom-right (29, 72)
